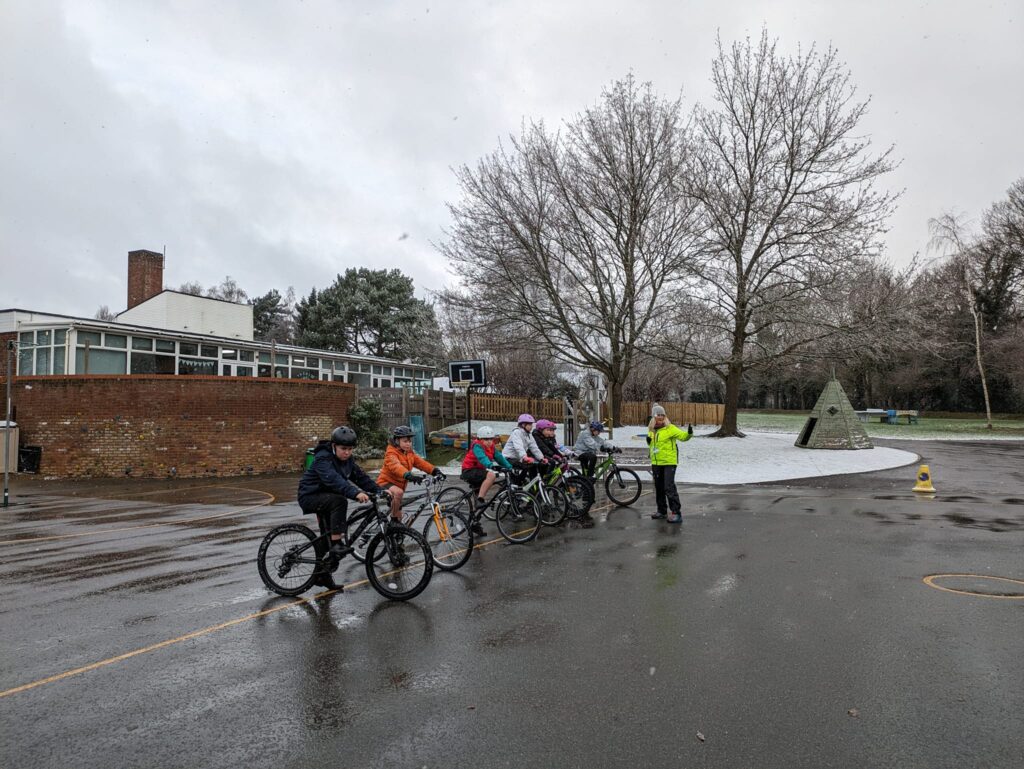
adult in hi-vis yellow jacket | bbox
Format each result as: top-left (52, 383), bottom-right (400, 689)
top-left (646, 405), bottom-right (692, 523)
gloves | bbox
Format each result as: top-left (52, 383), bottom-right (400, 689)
top-left (431, 468), bottom-right (445, 479)
top-left (523, 457), bottom-right (535, 464)
top-left (687, 423), bottom-right (693, 435)
top-left (403, 471), bottom-right (424, 484)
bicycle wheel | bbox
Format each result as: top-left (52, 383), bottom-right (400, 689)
top-left (539, 485), bottom-right (569, 526)
top-left (435, 486), bottom-right (473, 516)
top-left (422, 505), bottom-right (474, 571)
top-left (494, 490), bottom-right (541, 544)
top-left (605, 467), bottom-right (642, 506)
top-left (364, 525), bottom-right (433, 601)
top-left (563, 472), bottom-right (595, 519)
top-left (257, 524), bottom-right (321, 597)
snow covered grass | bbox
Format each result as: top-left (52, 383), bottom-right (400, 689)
top-left (738, 411), bottom-right (1024, 441)
top-left (431, 420), bottom-right (920, 484)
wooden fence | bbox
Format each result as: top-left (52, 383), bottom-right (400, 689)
top-left (358, 387), bottom-right (723, 431)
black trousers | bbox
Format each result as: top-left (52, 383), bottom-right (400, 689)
top-left (579, 452), bottom-right (597, 477)
top-left (652, 465), bottom-right (681, 516)
top-left (300, 492), bottom-right (350, 537)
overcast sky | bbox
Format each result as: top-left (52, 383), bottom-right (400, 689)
top-left (2, 1), bottom-right (1022, 318)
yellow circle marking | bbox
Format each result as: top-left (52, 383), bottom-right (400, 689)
top-left (923, 573), bottom-right (1024, 600)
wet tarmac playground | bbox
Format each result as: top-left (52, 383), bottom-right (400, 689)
top-left (1, 439), bottom-right (1022, 768)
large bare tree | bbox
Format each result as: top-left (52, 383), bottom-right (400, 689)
top-left (440, 75), bottom-right (698, 425)
top-left (659, 32), bottom-right (899, 436)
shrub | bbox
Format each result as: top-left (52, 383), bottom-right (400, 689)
top-left (348, 398), bottom-right (388, 459)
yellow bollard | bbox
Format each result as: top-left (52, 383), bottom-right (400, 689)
top-left (913, 464), bottom-right (936, 493)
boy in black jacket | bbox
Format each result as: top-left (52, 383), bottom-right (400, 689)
top-left (297, 426), bottom-right (380, 588)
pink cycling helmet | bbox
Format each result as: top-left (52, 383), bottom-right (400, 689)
top-left (535, 419), bottom-right (556, 430)
top-left (517, 413), bottom-right (535, 425)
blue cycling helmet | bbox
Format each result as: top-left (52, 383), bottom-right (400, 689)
top-left (589, 421), bottom-right (605, 432)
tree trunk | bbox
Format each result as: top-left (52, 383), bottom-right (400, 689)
top-left (969, 303), bottom-right (993, 429)
top-left (609, 378), bottom-right (624, 429)
top-left (709, 360), bottom-right (746, 437)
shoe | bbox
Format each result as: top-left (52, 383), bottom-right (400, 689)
top-left (471, 522), bottom-right (487, 537)
top-left (667, 513), bottom-right (682, 524)
top-left (315, 571), bottom-right (337, 589)
top-left (651, 512), bottom-right (667, 520)
top-left (578, 514), bottom-right (595, 529)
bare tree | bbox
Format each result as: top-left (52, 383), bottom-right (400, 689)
top-left (658, 32), bottom-right (899, 436)
top-left (94, 305), bottom-right (116, 321)
top-left (441, 75), bottom-right (699, 425)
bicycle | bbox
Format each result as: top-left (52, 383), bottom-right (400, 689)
top-left (256, 490), bottom-right (433, 601)
top-left (543, 456), bottom-right (595, 519)
top-left (573, 448), bottom-right (643, 506)
top-left (441, 469), bottom-right (542, 544)
top-left (517, 462), bottom-right (570, 526)
top-left (397, 474), bottom-right (475, 572)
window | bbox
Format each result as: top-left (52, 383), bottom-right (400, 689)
top-left (35, 348), bottom-right (50, 375)
top-left (18, 348), bottom-right (32, 374)
top-left (222, 348), bottom-right (238, 360)
top-left (291, 356), bottom-right (306, 367)
top-left (75, 348), bottom-right (126, 374)
top-left (104, 334), bottom-right (127, 349)
top-left (292, 368), bottom-right (318, 380)
top-left (37, 330), bottom-right (51, 346)
top-left (178, 357), bottom-right (216, 375)
top-left (155, 339), bottom-right (175, 353)
top-left (259, 352), bottom-right (271, 363)
top-left (258, 364), bottom-right (272, 377)
top-left (54, 329), bottom-right (67, 345)
top-left (53, 348), bottom-right (66, 374)
top-left (360, 363), bottom-right (371, 373)
top-left (306, 357), bottom-right (319, 369)
top-left (179, 342), bottom-right (198, 356)
top-left (372, 365), bottom-right (382, 375)
top-left (380, 378), bottom-right (391, 388)
top-left (349, 372), bottom-right (371, 387)
top-left (132, 337), bottom-right (153, 351)
top-left (131, 353), bottom-right (175, 375)
top-left (200, 345), bottom-right (218, 358)
top-left (332, 374), bottom-right (345, 382)
top-left (19, 331), bottom-right (33, 345)
top-left (235, 366), bottom-right (253, 377)
top-left (275, 354), bottom-right (288, 365)
top-left (78, 331), bottom-right (102, 346)
top-left (239, 350), bottom-right (254, 362)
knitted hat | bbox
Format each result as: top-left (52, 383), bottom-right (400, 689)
top-left (651, 404), bottom-right (666, 417)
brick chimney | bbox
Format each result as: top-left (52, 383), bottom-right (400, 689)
top-left (127, 249), bottom-right (164, 309)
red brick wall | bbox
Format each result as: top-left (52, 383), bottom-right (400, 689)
top-left (127, 249), bottom-right (164, 309)
top-left (3, 375), bottom-right (356, 478)
top-left (0, 333), bottom-right (15, 378)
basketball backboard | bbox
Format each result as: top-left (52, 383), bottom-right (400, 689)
top-left (447, 359), bottom-right (487, 388)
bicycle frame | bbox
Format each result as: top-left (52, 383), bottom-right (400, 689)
top-left (401, 475), bottom-right (457, 543)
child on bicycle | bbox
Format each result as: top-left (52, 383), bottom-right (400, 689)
top-left (377, 425), bottom-right (444, 522)
top-left (574, 420), bottom-right (618, 478)
top-left (501, 413), bottom-right (547, 483)
top-left (297, 426), bottom-right (381, 588)
top-left (535, 418), bottom-right (595, 528)
top-left (460, 425), bottom-right (513, 536)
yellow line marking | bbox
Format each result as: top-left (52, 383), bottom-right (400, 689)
top-left (922, 573), bottom-right (1024, 600)
top-left (0, 488), bottom-right (276, 545)
top-left (0, 487), bottom-right (651, 699)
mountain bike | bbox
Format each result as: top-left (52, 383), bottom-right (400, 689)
top-left (543, 456), bottom-right (595, 518)
top-left (257, 490), bottom-right (433, 601)
top-left (518, 463), bottom-right (569, 526)
top-left (575, 448), bottom-right (643, 506)
top-left (441, 470), bottom-right (542, 544)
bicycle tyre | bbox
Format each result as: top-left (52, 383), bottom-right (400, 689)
top-left (539, 485), bottom-right (569, 526)
top-left (563, 472), bottom-right (595, 519)
top-left (494, 490), bottom-right (541, 544)
top-left (605, 467), bottom-right (642, 506)
top-left (257, 523), bottom-right (321, 597)
top-left (422, 505), bottom-right (474, 571)
top-left (435, 486), bottom-right (473, 516)
top-left (364, 525), bottom-right (434, 601)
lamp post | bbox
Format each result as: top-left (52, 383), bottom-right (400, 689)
top-left (3, 339), bottom-right (14, 508)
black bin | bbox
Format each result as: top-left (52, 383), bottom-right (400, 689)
top-left (18, 445), bottom-right (42, 474)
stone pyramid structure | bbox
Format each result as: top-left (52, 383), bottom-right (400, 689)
top-left (795, 377), bottom-right (873, 450)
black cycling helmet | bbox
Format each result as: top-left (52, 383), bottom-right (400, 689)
top-left (331, 426), bottom-right (357, 447)
top-left (391, 425), bottom-right (414, 445)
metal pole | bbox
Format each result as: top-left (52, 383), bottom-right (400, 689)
top-left (466, 386), bottom-right (473, 451)
top-left (4, 340), bottom-right (13, 508)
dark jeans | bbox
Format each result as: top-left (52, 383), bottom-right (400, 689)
top-left (578, 451), bottom-right (597, 477)
top-left (300, 492), bottom-right (350, 537)
top-left (652, 465), bottom-right (681, 516)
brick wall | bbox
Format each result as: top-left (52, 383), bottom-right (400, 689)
top-left (127, 249), bottom-right (164, 309)
top-left (0, 332), bottom-right (15, 379)
top-left (2, 375), bottom-right (356, 478)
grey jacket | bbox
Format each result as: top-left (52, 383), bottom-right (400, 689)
top-left (501, 427), bottom-right (545, 463)
top-left (574, 428), bottom-right (614, 455)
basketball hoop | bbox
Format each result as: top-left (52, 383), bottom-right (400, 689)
top-left (451, 380), bottom-right (472, 394)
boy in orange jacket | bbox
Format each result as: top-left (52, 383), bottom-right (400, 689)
top-left (377, 425), bottom-right (443, 521)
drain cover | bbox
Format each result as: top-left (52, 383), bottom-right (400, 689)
top-left (923, 574), bottom-right (1024, 599)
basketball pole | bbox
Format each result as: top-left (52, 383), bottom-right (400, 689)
top-left (466, 385), bottom-right (473, 450)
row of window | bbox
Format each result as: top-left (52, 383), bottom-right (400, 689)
top-left (15, 328), bottom-right (431, 385)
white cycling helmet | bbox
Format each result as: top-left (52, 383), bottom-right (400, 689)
top-left (476, 426), bottom-right (496, 439)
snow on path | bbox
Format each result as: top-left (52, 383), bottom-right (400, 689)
top-left (434, 421), bottom-right (918, 485)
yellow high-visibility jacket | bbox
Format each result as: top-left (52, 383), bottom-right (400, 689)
top-left (646, 423), bottom-right (691, 466)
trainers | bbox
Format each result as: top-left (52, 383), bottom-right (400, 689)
top-left (651, 511), bottom-right (667, 520)
top-left (667, 513), bottom-right (682, 524)
top-left (578, 514), bottom-right (595, 529)
top-left (471, 522), bottom-right (487, 537)
top-left (315, 570), bottom-right (338, 589)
